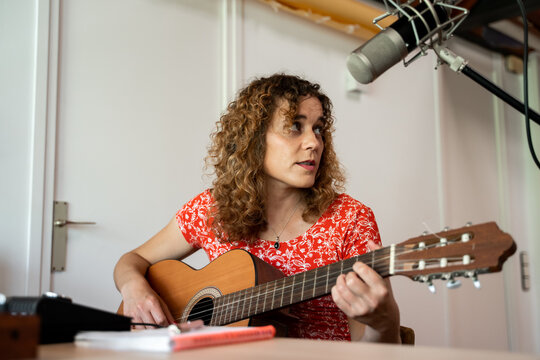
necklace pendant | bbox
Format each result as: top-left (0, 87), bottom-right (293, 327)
top-left (274, 241), bottom-right (280, 250)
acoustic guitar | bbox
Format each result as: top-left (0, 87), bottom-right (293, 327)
top-left (119, 222), bottom-right (515, 328)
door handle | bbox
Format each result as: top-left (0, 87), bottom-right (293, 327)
top-left (53, 220), bottom-right (96, 227)
top-left (51, 201), bottom-right (96, 272)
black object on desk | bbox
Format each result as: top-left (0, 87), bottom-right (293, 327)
top-left (2, 293), bottom-right (131, 344)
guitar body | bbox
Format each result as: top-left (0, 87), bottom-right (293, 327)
top-left (122, 249), bottom-right (286, 327)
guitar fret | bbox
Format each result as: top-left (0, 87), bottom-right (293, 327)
top-left (209, 297), bottom-right (217, 326)
top-left (262, 284), bottom-right (268, 313)
top-left (308, 270), bottom-right (317, 298)
top-left (218, 296), bottom-right (225, 325)
top-left (279, 278), bottom-right (285, 308)
top-left (247, 287), bottom-right (253, 317)
top-left (214, 296), bottom-right (222, 326)
top-left (226, 292), bottom-right (233, 324)
top-left (312, 268), bottom-right (317, 298)
top-left (275, 279), bottom-right (281, 309)
top-left (223, 294), bottom-right (230, 324)
top-left (262, 282), bottom-right (268, 313)
top-left (253, 286), bottom-right (258, 315)
top-left (281, 278), bottom-right (288, 308)
top-left (226, 295), bottom-right (232, 324)
top-left (314, 268), bottom-right (324, 297)
top-left (252, 286), bottom-right (258, 316)
top-left (242, 290), bottom-right (247, 319)
top-left (266, 282), bottom-right (272, 313)
top-left (290, 273), bottom-right (302, 305)
top-left (301, 272), bottom-right (306, 301)
top-left (265, 281), bottom-right (270, 310)
top-left (290, 277), bottom-right (296, 305)
top-left (235, 291), bottom-right (241, 322)
top-left (223, 296), bottom-right (229, 325)
top-left (228, 292), bottom-right (236, 324)
top-left (231, 293), bottom-right (237, 323)
top-left (213, 297), bottom-right (219, 325)
top-left (343, 258), bottom-right (356, 276)
top-left (228, 292), bottom-right (235, 323)
top-left (223, 295), bottom-right (231, 324)
top-left (270, 280), bottom-right (276, 310)
top-left (325, 266), bottom-right (330, 293)
top-left (219, 295), bottom-right (226, 325)
top-left (327, 263), bottom-right (341, 290)
top-left (372, 248), bottom-right (388, 276)
top-left (234, 290), bottom-right (241, 322)
top-left (261, 283), bottom-right (270, 313)
top-left (254, 285), bottom-right (261, 315)
top-left (290, 276), bottom-right (295, 304)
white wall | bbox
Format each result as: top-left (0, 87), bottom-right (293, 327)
top-left (0, 0), bottom-right (36, 296)
top-left (1, 0), bottom-right (538, 354)
top-left (497, 52), bottom-right (540, 353)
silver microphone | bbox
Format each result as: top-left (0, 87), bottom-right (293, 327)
top-left (347, 0), bottom-right (468, 84)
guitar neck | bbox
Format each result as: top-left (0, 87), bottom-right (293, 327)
top-left (211, 246), bottom-right (394, 326)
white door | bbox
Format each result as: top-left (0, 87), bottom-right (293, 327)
top-left (44, 0), bottom-right (223, 312)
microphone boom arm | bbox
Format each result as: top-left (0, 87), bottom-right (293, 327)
top-left (434, 45), bottom-right (540, 126)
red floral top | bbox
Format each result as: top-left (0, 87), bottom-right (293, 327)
top-left (175, 189), bottom-right (381, 340)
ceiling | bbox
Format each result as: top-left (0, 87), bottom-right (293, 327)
top-left (259, 0), bottom-right (540, 57)
top-left (453, 0), bottom-right (540, 57)
top-left (373, 0), bottom-right (540, 57)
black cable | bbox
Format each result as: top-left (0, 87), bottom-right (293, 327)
top-left (516, 0), bottom-right (540, 170)
top-left (130, 322), bottom-right (163, 328)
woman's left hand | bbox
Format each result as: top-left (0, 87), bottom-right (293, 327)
top-left (331, 240), bottom-right (401, 343)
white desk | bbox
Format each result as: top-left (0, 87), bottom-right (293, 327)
top-left (39, 338), bottom-right (540, 360)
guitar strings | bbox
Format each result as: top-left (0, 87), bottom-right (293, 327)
top-left (183, 255), bottom-right (465, 324)
top-left (181, 243), bottom-right (465, 323)
top-left (422, 222), bottom-right (444, 240)
top-left (181, 240), bottom-right (468, 323)
top-left (180, 256), bottom-right (464, 324)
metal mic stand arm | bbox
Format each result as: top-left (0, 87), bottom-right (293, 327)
top-left (433, 44), bottom-right (540, 126)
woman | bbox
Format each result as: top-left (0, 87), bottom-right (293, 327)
top-left (114, 74), bottom-right (401, 343)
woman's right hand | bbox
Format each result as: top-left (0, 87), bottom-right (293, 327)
top-left (114, 216), bottom-right (194, 329)
top-left (120, 280), bottom-right (176, 329)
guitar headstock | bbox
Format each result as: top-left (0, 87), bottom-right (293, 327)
top-left (395, 222), bottom-right (516, 291)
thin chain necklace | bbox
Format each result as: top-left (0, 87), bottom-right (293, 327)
top-left (269, 199), bottom-right (301, 250)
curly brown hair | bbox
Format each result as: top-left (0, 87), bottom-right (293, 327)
top-left (206, 74), bottom-right (345, 243)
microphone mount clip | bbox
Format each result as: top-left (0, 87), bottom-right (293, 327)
top-left (374, 0), bottom-right (469, 68)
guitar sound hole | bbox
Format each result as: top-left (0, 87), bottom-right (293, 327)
top-left (188, 297), bottom-right (214, 325)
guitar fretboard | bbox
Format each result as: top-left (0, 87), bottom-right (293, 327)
top-left (210, 246), bottom-right (394, 326)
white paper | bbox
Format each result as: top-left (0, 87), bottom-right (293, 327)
top-left (75, 326), bottom-right (259, 352)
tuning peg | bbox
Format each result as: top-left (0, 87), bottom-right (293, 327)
top-left (427, 280), bottom-right (436, 294)
top-left (446, 278), bottom-right (462, 289)
top-left (443, 226), bottom-right (450, 231)
top-left (465, 221), bottom-right (472, 227)
top-left (472, 275), bottom-right (481, 289)
top-left (441, 272), bottom-right (451, 280)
